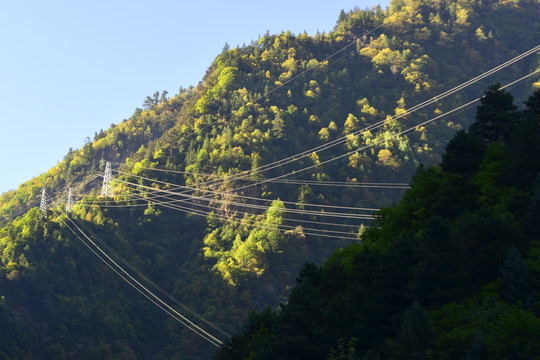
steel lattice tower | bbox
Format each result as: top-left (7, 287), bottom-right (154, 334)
top-left (66, 187), bottom-right (74, 212)
top-left (101, 161), bottom-right (113, 197)
top-left (39, 188), bottom-right (48, 217)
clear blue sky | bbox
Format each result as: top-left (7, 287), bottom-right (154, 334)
top-left (0, 0), bottom-right (389, 194)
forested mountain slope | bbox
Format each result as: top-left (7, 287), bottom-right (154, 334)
top-left (0, 0), bottom-right (539, 358)
top-left (215, 86), bottom-right (540, 360)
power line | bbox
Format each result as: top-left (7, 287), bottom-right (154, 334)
top-left (111, 175), bottom-right (375, 222)
top-left (227, 44), bottom-right (540, 189)
top-left (36, 70), bottom-right (540, 236)
top-left (194, 22), bottom-right (386, 136)
top-left (109, 161), bottom-right (410, 189)
top-left (125, 191), bottom-right (362, 241)
top-left (51, 208), bottom-right (225, 347)
top-left (228, 68), bottom-right (540, 194)
top-left (81, 184), bottom-right (370, 227)
top-left (95, 70), bottom-right (540, 241)
top-left (115, 180), bottom-right (366, 238)
top-left (67, 214), bottom-right (232, 338)
top-left (119, 44), bottom-right (540, 196)
top-left (36, 186), bottom-right (233, 340)
top-left (113, 169), bottom-right (378, 213)
top-left (119, 182), bottom-right (369, 231)
top-left (82, 175), bottom-right (365, 240)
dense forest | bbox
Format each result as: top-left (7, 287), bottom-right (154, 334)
top-left (214, 86), bottom-right (540, 359)
top-left (0, 0), bottom-right (539, 358)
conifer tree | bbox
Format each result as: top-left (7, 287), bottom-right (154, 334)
top-left (469, 84), bottom-right (518, 143)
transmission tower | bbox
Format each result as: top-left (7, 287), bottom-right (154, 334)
top-left (101, 161), bottom-right (113, 197)
top-left (66, 187), bottom-right (74, 212)
top-left (39, 188), bottom-right (48, 217)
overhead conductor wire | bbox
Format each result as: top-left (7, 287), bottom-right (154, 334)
top-left (65, 213), bottom-right (232, 338)
top-left (210, 44), bottom-right (540, 189)
top-left (99, 68), bottom-right (540, 241)
top-left (230, 68), bottom-right (540, 193)
top-left (117, 44), bottom-right (540, 195)
top-left (50, 207), bottom-right (225, 347)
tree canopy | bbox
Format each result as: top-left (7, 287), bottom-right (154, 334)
top-left (0, 0), bottom-right (538, 358)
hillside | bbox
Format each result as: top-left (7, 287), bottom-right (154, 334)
top-left (214, 86), bottom-right (540, 360)
top-left (0, 0), bottom-right (539, 358)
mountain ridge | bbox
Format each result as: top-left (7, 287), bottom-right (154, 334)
top-left (0, 0), bottom-right (539, 358)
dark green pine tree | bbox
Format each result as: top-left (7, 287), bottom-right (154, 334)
top-left (383, 301), bottom-right (436, 360)
top-left (524, 177), bottom-right (540, 236)
top-left (441, 129), bottom-right (485, 176)
top-left (338, 9), bottom-right (347, 23)
top-left (466, 330), bottom-right (487, 360)
top-left (499, 246), bottom-right (530, 305)
top-left (524, 89), bottom-right (540, 116)
top-left (469, 83), bottom-right (518, 143)
top-left (505, 89), bottom-right (540, 190)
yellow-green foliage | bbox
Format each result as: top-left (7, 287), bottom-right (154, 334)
top-left (203, 200), bottom-right (285, 284)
